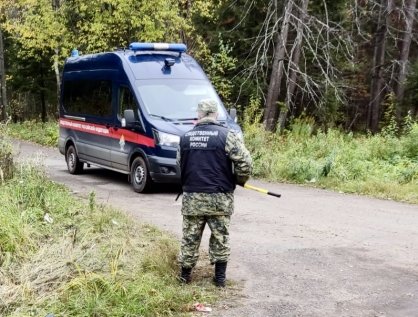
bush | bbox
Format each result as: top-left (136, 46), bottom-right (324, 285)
top-left (6, 120), bottom-right (58, 147)
top-left (243, 116), bottom-right (418, 203)
top-left (0, 122), bottom-right (14, 182)
top-left (401, 123), bottom-right (418, 159)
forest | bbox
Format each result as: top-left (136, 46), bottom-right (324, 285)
top-left (0, 0), bottom-right (418, 133)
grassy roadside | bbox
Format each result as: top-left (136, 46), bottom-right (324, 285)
top-left (4, 119), bottom-right (418, 204)
top-left (243, 120), bottom-right (418, 204)
top-left (0, 156), bottom-right (219, 316)
top-left (6, 120), bottom-right (58, 147)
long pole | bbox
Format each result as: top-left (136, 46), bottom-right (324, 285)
top-left (243, 183), bottom-right (282, 198)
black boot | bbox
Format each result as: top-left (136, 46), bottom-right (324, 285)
top-left (180, 267), bottom-right (192, 284)
top-left (213, 261), bottom-right (227, 287)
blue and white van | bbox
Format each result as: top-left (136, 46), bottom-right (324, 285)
top-left (58, 43), bottom-right (240, 192)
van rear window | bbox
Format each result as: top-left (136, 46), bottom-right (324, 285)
top-left (63, 80), bottom-right (112, 117)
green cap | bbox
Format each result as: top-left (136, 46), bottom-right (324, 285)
top-left (197, 99), bottom-right (218, 115)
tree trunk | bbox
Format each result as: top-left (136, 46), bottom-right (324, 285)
top-left (179, 0), bottom-right (192, 44)
top-left (393, 0), bottom-right (416, 119)
top-left (368, 0), bottom-right (393, 133)
top-left (0, 28), bottom-right (7, 122)
top-left (277, 0), bottom-right (309, 133)
top-left (263, 0), bottom-right (294, 132)
top-left (40, 63), bottom-right (47, 122)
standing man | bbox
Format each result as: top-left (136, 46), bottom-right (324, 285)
top-left (176, 98), bottom-right (252, 287)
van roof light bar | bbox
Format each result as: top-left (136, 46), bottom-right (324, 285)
top-left (129, 42), bottom-right (187, 53)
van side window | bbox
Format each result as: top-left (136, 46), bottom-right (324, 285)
top-left (118, 86), bottom-right (136, 120)
top-left (63, 80), bottom-right (112, 117)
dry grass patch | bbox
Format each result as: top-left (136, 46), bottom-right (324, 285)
top-left (0, 162), bottom-right (219, 317)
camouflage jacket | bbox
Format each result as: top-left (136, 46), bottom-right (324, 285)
top-left (177, 118), bottom-right (252, 216)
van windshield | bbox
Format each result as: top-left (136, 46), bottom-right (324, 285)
top-left (136, 79), bottom-right (227, 121)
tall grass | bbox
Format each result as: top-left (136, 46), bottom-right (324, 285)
top-left (6, 120), bottom-right (58, 146)
top-left (0, 121), bottom-right (14, 182)
top-left (243, 99), bottom-right (418, 203)
top-left (0, 158), bottom-right (218, 317)
top-left (5, 118), bottom-right (418, 203)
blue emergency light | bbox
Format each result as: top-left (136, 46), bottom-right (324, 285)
top-left (71, 49), bottom-right (79, 57)
top-left (129, 42), bottom-right (187, 53)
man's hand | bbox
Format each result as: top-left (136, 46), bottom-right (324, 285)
top-left (235, 175), bottom-right (248, 187)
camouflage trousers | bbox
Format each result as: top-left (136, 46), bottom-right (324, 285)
top-left (179, 215), bottom-right (231, 269)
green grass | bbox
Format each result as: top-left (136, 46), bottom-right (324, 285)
top-left (243, 121), bottom-right (418, 204)
top-left (0, 123), bottom-right (14, 182)
top-left (6, 120), bottom-right (58, 147)
top-left (5, 119), bottom-right (418, 204)
top-left (0, 159), bottom-right (219, 317)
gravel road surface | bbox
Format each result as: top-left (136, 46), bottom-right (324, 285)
top-left (15, 140), bottom-right (418, 317)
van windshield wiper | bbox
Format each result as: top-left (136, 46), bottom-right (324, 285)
top-left (149, 114), bottom-right (174, 121)
top-left (174, 117), bottom-right (198, 121)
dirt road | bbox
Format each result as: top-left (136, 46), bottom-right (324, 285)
top-left (16, 140), bottom-right (418, 317)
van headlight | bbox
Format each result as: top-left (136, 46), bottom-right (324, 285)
top-left (154, 130), bottom-right (180, 147)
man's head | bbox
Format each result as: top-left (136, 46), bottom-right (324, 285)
top-left (197, 99), bottom-right (218, 120)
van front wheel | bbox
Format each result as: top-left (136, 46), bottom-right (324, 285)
top-left (66, 145), bottom-right (83, 174)
top-left (131, 156), bottom-right (152, 193)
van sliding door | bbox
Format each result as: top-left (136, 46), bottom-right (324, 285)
top-left (61, 77), bottom-right (113, 167)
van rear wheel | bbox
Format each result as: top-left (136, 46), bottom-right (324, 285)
top-left (131, 156), bottom-right (152, 193)
top-left (66, 145), bottom-right (84, 174)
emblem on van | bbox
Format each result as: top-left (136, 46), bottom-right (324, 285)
top-left (119, 135), bottom-right (126, 151)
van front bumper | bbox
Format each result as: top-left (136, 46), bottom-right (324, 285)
top-left (148, 155), bottom-right (181, 184)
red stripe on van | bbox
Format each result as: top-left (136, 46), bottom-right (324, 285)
top-left (60, 118), bottom-right (155, 148)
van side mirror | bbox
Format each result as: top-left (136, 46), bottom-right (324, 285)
top-left (229, 108), bottom-right (237, 123)
top-left (124, 109), bottom-right (136, 125)
top-left (123, 109), bottom-right (144, 132)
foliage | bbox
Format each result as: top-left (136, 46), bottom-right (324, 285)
top-left (381, 93), bottom-right (399, 137)
top-left (0, 0), bottom-right (207, 123)
top-left (0, 0), bottom-right (69, 61)
top-left (0, 0), bottom-right (63, 122)
top-left (0, 162), bottom-right (218, 316)
top-left (402, 45), bottom-right (418, 118)
top-left (180, 0), bottom-right (226, 58)
top-left (288, 116), bottom-right (315, 139)
top-left (0, 121), bottom-right (12, 154)
top-left (1, 0), bottom-right (418, 131)
top-left (0, 121), bottom-right (14, 182)
top-left (65, 0), bottom-right (187, 53)
top-left (205, 36), bottom-right (238, 108)
top-left (401, 122), bottom-right (418, 160)
top-left (242, 95), bottom-right (263, 129)
top-left (6, 120), bottom-right (58, 146)
top-left (243, 115), bottom-right (418, 204)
